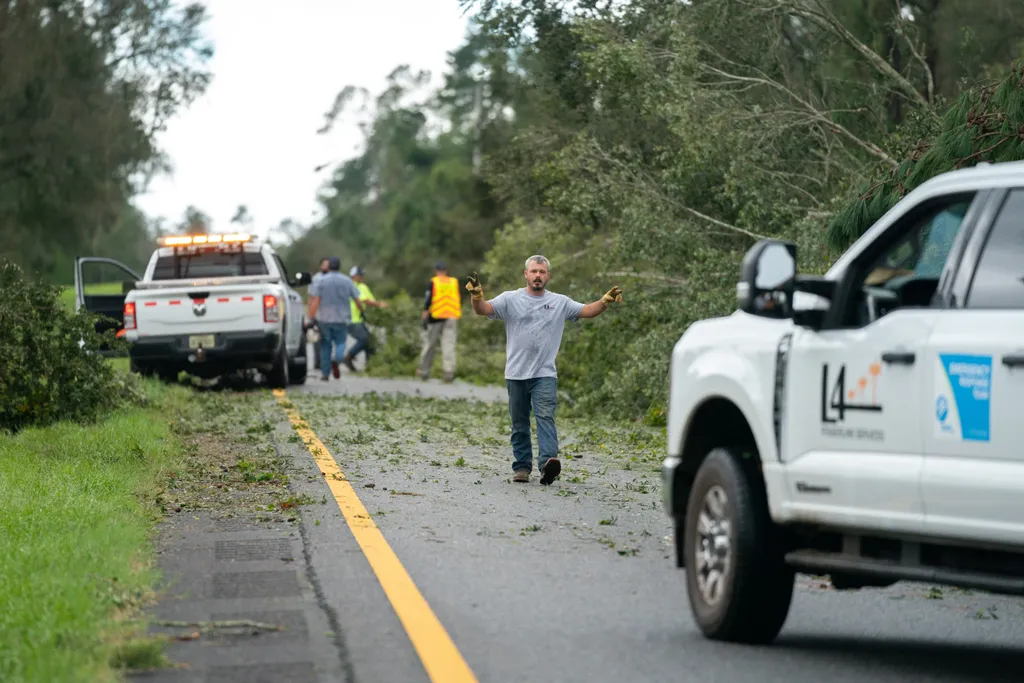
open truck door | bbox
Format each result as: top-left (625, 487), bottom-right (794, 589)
top-left (73, 257), bottom-right (141, 347)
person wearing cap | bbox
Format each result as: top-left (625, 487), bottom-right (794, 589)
top-left (306, 256), bottom-right (364, 381)
top-left (417, 260), bottom-right (461, 383)
top-left (341, 265), bottom-right (387, 371)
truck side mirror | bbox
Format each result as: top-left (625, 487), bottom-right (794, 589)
top-left (737, 239), bottom-right (796, 318)
top-left (291, 271), bottom-right (312, 288)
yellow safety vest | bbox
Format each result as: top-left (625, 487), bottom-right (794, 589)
top-left (429, 275), bottom-right (462, 319)
top-left (351, 282), bottom-right (374, 323)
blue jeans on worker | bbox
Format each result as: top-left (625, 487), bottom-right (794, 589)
top-left (506, 377), bottom-right (558, 473)
top-left (318, 322), bottom-right (348, 378)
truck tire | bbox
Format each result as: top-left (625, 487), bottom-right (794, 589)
top-left (266, 341), bottom-right (289, 389)
top-left (129, 358), bottom-right (153, 377)
top-left (683, 446), bottom-right (794, 644)
top-left (288, 336), bottom-right (307, 385)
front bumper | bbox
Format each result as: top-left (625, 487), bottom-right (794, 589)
top-left (129, 330), bottom-right (282, 367)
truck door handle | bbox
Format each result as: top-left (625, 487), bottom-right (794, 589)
top-left (1002, 353), bottom-right (1024, 367)
top-left (881, 351), bottom-right (915, 365)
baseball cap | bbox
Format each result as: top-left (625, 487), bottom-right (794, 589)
top-left (327, 256), bottom-right (341, 271)
top-left (349, 265), bottom-right (364, 277)
top-left (434, 260), bottom-right (447, 270)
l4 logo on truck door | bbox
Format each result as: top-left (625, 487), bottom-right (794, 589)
top-left (820, 361), bottom-right (883, 423)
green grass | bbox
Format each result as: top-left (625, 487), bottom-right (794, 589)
top-left (0, 379), bottom-right (192, 683)
top-left (59, 282), bottom-right (123, 312)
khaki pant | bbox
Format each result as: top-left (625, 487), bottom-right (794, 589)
top-left (418, 318), bottom-right (457, 377)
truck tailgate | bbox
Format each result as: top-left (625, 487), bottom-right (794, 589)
top-left (133, 283), bottom-right (269, 336)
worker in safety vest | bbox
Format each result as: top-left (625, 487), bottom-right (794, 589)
top-left (341, 265), bottom-right (387, 372)
top-left (417, 260), bottom-right (461, 383)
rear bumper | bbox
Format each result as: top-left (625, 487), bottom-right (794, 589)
top-left (129, 330), bottom-right (281, 367)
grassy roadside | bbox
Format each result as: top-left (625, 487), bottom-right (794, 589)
top-left (0, 378), bottom-right (193, 683)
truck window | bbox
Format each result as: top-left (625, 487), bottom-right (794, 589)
top-left (864, 199), bottom-right (973, 287)
top-left (966, 188), bottom-right (1024, 309)
top-left (837, 193), bottom-right (977, 328)
top-left (151, 251), bottom-right (270, 280)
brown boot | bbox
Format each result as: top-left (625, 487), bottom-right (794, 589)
top-left (342, 354), bottom-right (356, 372)
top-left (512, 470), bottom-right (530, 483)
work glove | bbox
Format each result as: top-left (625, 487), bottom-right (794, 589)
top-left (465, 271), bottom-right (484, 301)
top-left (601, 286), bottom-right (623, 305)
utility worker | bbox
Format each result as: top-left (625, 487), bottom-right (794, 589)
top-left (417, 260), bottom-right (461, 383)
top-left (341, 265), bottom-right (387, 372)
top-left (466, 255), bottom-right (622, 485)
top-left (306, 257), bottom-right (364, 381)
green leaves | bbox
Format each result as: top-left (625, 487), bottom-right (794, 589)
top-left (0, 260), bottom-right (144, 433)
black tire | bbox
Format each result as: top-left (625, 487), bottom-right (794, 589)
top-left (683, 446), bottom-right (794, 644)
top-left (129, 357), bottom-right (153, 377)
top-left (156, 366), bottom-right (178, 384)
top-left (288, 335), bottom-right (307, 385)
top-left (266, 341), bottom-right (289, 389)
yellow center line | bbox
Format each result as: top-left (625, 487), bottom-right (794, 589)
top-left (272, 389), bottom-right (478, 683)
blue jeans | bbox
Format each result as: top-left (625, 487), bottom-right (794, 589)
top-left (506, 377), bottom-right (558, 473)
top-left (347, 322), bottom-right (371, 358)
top-left (318, 322), bottom-right (348, 378)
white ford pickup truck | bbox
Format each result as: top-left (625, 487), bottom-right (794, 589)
top-left (74, 233), bottom-right (311, 387)
top-left (662, 160), bottom-right (1024, 644)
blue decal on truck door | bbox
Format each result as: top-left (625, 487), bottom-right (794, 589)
top-left (934, 353), bottom-right (991, 442)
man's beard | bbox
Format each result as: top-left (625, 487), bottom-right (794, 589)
top-left (529, 279), bottom-right (545, 291)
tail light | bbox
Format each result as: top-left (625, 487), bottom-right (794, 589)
top-left (263, 294), bottom-right (281, 323)
top-left (123, 301), bottom-right (137, 330)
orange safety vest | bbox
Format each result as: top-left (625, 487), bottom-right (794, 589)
top-left (429, 275), bottom-right (462, 319)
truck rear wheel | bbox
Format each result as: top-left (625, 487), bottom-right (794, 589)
top-left (288, 336), bottom-right (307, 385)
top-left (683, 446), bottom-right (794, 644)
top-left (266, 342), bottom-right (289, 389)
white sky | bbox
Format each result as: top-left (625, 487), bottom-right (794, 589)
top-left (132, 0), bottom-right (471, 241)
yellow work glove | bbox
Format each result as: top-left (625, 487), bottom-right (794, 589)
top-left (465, 271), bottom-right (484, 301)
top-left (601, 285), bottom-right (623, 305)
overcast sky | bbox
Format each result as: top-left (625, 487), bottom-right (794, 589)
top-left (132, 0), bottom-right (471, 239)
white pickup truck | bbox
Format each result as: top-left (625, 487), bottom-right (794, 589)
top-left (74, 233), bottom-right (311, 387)
top-left (662, 160), bottom-right (1024, 644)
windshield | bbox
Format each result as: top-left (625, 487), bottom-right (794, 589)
top-left (152, 251), bottom-right (269, 280)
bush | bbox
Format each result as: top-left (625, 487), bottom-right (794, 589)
top-left (0, 259), bottom-right (144, 433)
top-left (362, 290), bottom-right (506, 385)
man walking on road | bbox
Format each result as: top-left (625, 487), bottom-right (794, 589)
top-left (341, 265), bottom-right (387, 372)
top-left (417, 260), bottom-right (461, 383)
top-left (306, 257), bottom-right (364, 382)
top-left (467, 255), bottom-right (622, 485)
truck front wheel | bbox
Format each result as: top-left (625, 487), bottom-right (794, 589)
top-left (683, 446), bottom-right (794, 644)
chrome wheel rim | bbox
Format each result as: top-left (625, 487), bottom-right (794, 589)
top-left (694, 485), bottom-right (732, 606)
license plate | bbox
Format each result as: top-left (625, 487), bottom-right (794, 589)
top-left (188, 334), bottom-right (215, 349)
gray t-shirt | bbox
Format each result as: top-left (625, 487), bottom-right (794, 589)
top-left (487, 288), bottom-right (585, 380)
top-left (309, 271), bottom-right (360, 324)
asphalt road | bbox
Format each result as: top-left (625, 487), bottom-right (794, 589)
top-left (270, 372), bottom-right (1024, 683)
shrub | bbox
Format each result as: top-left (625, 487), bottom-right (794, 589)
top-left (0, 259), bottom-right (145, 432)
top-left (362, 290), bottom-right (506, 385)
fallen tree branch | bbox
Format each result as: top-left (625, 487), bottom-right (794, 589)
top-left (596, 271), bottom-right (688, 286)
top-left (588, 142), bottom-right (770, 240)
top-left (757, 0), bottom-right (932, 111)
top-left (701, 61), bottom-right (899, 168)
top-left (153, 619), bottom-right (283, 634)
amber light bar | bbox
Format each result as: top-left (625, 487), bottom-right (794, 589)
top-left (160, 233), bottom-right (252, 247)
